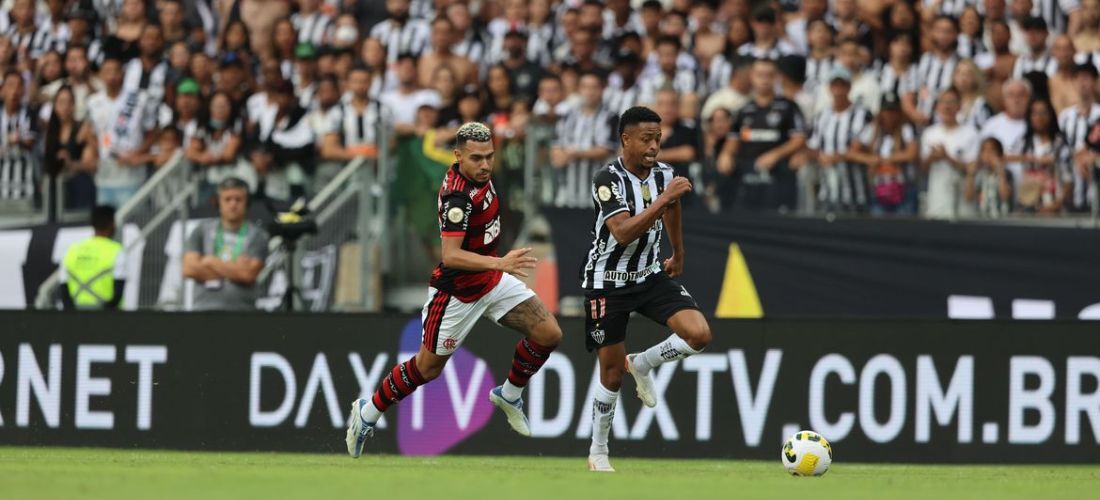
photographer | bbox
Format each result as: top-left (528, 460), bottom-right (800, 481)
top-left (182, 177), bottom-right (269, 311)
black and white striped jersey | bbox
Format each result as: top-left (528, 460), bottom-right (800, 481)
top-left (581, 158), bottom-right (674, 291)
top-left (327, 97), bottom-right (383, 148)
top-left (292, 11), bottom-right (333, 47)
top-left (552, 105), bottom-right (616, 208)
top-left (369, 19), bottom-right (431, 63)
top-left (1058, 103), bottom-right (1100, 209)
top-left (603, 80), bottom-right (643, 117)
top-left (1032, 0), bottom-right (1079, 35)
top-left (1012, 52), bottom-right (1057, 79)
top-left (0, 106), bottom-right (39, 201)
top-left (915, 52), bottom-right (959, 115)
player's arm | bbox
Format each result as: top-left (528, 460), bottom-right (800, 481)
top-left (604, 177), bottom-right (692, 246)
top-left (439, 193), bottom-right (536, 276)
top-left (661, 196), bottom-right (685, 277)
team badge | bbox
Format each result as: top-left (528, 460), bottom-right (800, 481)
top-left (641, 184), bottom-right (651, 203)
top-left (597, 185), bottom-right (612, 202)
top-left (447, 207), bottom-right (465, 223)
top-left (767, 111), bottom-right (782, 127)
top-left (590, 328), bottom-right (605, 344)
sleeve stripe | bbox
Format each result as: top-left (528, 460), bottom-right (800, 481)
top-left (440, 231), bottom-right (466, 237)
top-left (602, 207), bottom-right (629, 219)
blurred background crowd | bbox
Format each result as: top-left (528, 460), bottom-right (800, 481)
top-left (3, 0), bottom-right (1100, 221)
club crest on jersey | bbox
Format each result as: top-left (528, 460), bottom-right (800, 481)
top-left (598, 185), bottom-right (612, 202)
top-left (641, 184), bottom-right (651, 203)
top-left (589, 328), bottom-right (605, 344)
top-left (767, 111), bottom-right (782, 126)
top-left (447, 207), bottom-right (465, 224)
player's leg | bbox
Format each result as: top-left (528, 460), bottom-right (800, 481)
top-left (483, 275), bottom-right (562, 436)
top-left (585, 294), bottom-right (630, 472)
top-left (345, 289), bottom-right (468, 458)
top-left (628, 278), bottom-right (712, 407)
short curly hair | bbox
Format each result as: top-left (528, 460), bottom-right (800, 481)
top-left (456, 122), bottom-right (492, 147)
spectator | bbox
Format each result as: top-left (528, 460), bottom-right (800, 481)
top-left (786, 0), bottom-right (828, 55)
top-left (809, 67), bottom-right (875, 213)
top-left (38, 45), bottom-right (102, 122)
top-left (182, 177), bottom-right (268, 311)
top-left (359, 36), bottom-right (391, 99)
top-left (429, 65), bottom-right (461, 128)
top-left (738, 6), bottom-right (796, 60)
top-left (964, 137), bottom-right (1014, 217)
top-left (777, 55), bottom-right (815, 124)
top-left (922, 87), bottom-right (981, 219)
top-left (1072, 0), bottom-right (1100, 52)
top-left (702, 107), bottom-right (733, 211)
top-left (86, 56), bottom-right (158, 208)
top-left (34, 0), bottom-right (71, 59)
top-left (1049, 35), bottom-right (1081, 112)
top-left (1013, 17), bottom-right (1056, 79)
top-left (161, 78), bottom-right (201, 150)
top-left (702, 55), bottom-right (752, 123)
top-left (498, 30), bottom-right (544, 104)
top-left (59, 205), bottom-right (126, 310)
top-left (5, 0), bottom-right (37, 64)
top-left (370, 0), bottom-right (430, 64)
top-left (641, 35), bottom-right (698, 105)
top-left (321, 65), bottom-right (382, 165)
top-left (292, 43), bottom-right (320, 110)
top-left (418, 17), bottom-right (476, 89)
top-left (32, 51), bottom-right (65, 106)
top-left (189, 91), bottom-right (247, 202)
top-left (1016, 98), bottom-right (1071, 214)
top-left (851, 92), bottom-right (919, 216)
top-left (982, 79), bottom-right (1033, 184)
top-left (1, 70), bottom-right (38, 203)
top-left (957, 7), bottom-right (989, 60)
top-left (911, 15), bottom-right (961, 126)
top-left (532, 74), bottom-right (574, 123)
top-left (551, 71), bottom-right (614, 208)
top-left (292, 0), bottom-right (334, 47)
top-left (718, 58), bottom-right (807, 212)
top-left (123, 24), bottom-right (169, 107)
top-left (165, 41), bottom-right (192, 86)
top-left (654, 88), bottom-right (702, 204)
top-left (42, 85), bottom-right (98, 210)
top-left (381, 53), bottom-right (441, 137)
top-left (271, 19), bottom-right (298, 79)
top-left (250, 79), bottom-right (316, 201)
top-left (159, 0), bottom-right (188, 46)
top-left (446, 2), bottom-right (486, 63)
top-left (981, 20), bottom-right (1019, 111)
top-left (484, 64), bottom-right (516, 119)
top-left (604, 48), bottom-right (645, 116)
top-left (190, 51), bottom-right (216, 98)
top-left (953, 60), bottom-right (995, 130)
top-left (1062, 63), bottom-right (1100, 211)
top-left (813, 38), bottom-right (880, 116)
top-left (526, 0), bottom-right (556, 66)
top-left (803, 19), bottom-right (835, 97)
top-left (880, 32), bottom-right (919, 100)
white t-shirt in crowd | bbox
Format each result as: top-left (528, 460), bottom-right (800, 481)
top-left (86, 89), bottom-right (157, 188)
top-left (980, 113), bottom-right (1028, 183)
top-left (379, 88), bottom-right (441, 126)
top-left (921, 123), bottom-right (981, 219)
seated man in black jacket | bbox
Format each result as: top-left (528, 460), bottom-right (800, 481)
top-left (248, 79), bottom-right (317, 202)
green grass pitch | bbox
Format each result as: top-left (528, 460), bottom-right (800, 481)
top-left (1, 447), bottom-right (1097, 500)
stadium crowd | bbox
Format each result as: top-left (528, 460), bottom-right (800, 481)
top-left (2, 0), bottom-right (1100, 218)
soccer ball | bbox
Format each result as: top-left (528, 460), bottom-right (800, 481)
top-left (781, 430), bottom-right (833, 476)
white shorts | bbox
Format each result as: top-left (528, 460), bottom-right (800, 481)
top-left (421, 273), bottom-right (537, 356)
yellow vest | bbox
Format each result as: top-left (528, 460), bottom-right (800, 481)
top-left (63, 236), bottom-right (123, 308)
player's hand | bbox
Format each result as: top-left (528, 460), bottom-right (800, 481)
top-left (663, 253), bottom-right (684, 278)
top-left (498, 247), bottom-right (538, 278)
top-left (658, 177), bottom-right (693, 207)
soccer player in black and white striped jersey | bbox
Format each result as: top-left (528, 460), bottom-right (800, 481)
top-left (581, 107), bottom-right (711, 472)
top-left (550, 72), bottom-right (615, 208)
top-left (1061, 63), bottom-right (1100, 210)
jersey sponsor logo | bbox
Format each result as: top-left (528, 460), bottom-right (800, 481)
top-left (741, 128), bottom-right (782, 142)
top-left (483, 217), bottom-right (500, 245)
top-left (447, 207), bottom-right (465, 224)
top-left (597, 185), bottom-right (612, 202)
top-left (767, 111), bottom-right (782, 127)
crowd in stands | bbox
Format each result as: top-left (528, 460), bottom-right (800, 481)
top-left (2, 0), bottom-right (1100, 219)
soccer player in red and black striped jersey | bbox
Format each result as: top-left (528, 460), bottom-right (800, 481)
top-left (345, 122), bottom-right (563, 458)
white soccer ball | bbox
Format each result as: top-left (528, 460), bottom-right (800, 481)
top-left (781, 430), bottom-right (833, 476)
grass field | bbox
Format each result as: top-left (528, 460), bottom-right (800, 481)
top-left (1, 447), bottom-right (1097, 500)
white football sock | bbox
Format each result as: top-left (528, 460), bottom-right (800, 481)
top-left (589, 383), bottom-right (619, 456)
top-left (501, 380), bottom-right (524, 402)
top-left (360, 399), bottom-right (383, 424)
top-left (633, 333), bottom-right (701, 374)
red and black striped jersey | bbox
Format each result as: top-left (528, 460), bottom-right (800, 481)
top-left (431, 163), bottom-right (503, 302)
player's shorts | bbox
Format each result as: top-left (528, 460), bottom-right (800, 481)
top-left (583, 272), bottom-right (700, 352)
top-left (421, 273), bottom-right (537, 356)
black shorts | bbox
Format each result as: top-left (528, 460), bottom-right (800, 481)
top-left (583, 273), bottom-right (700, 351)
